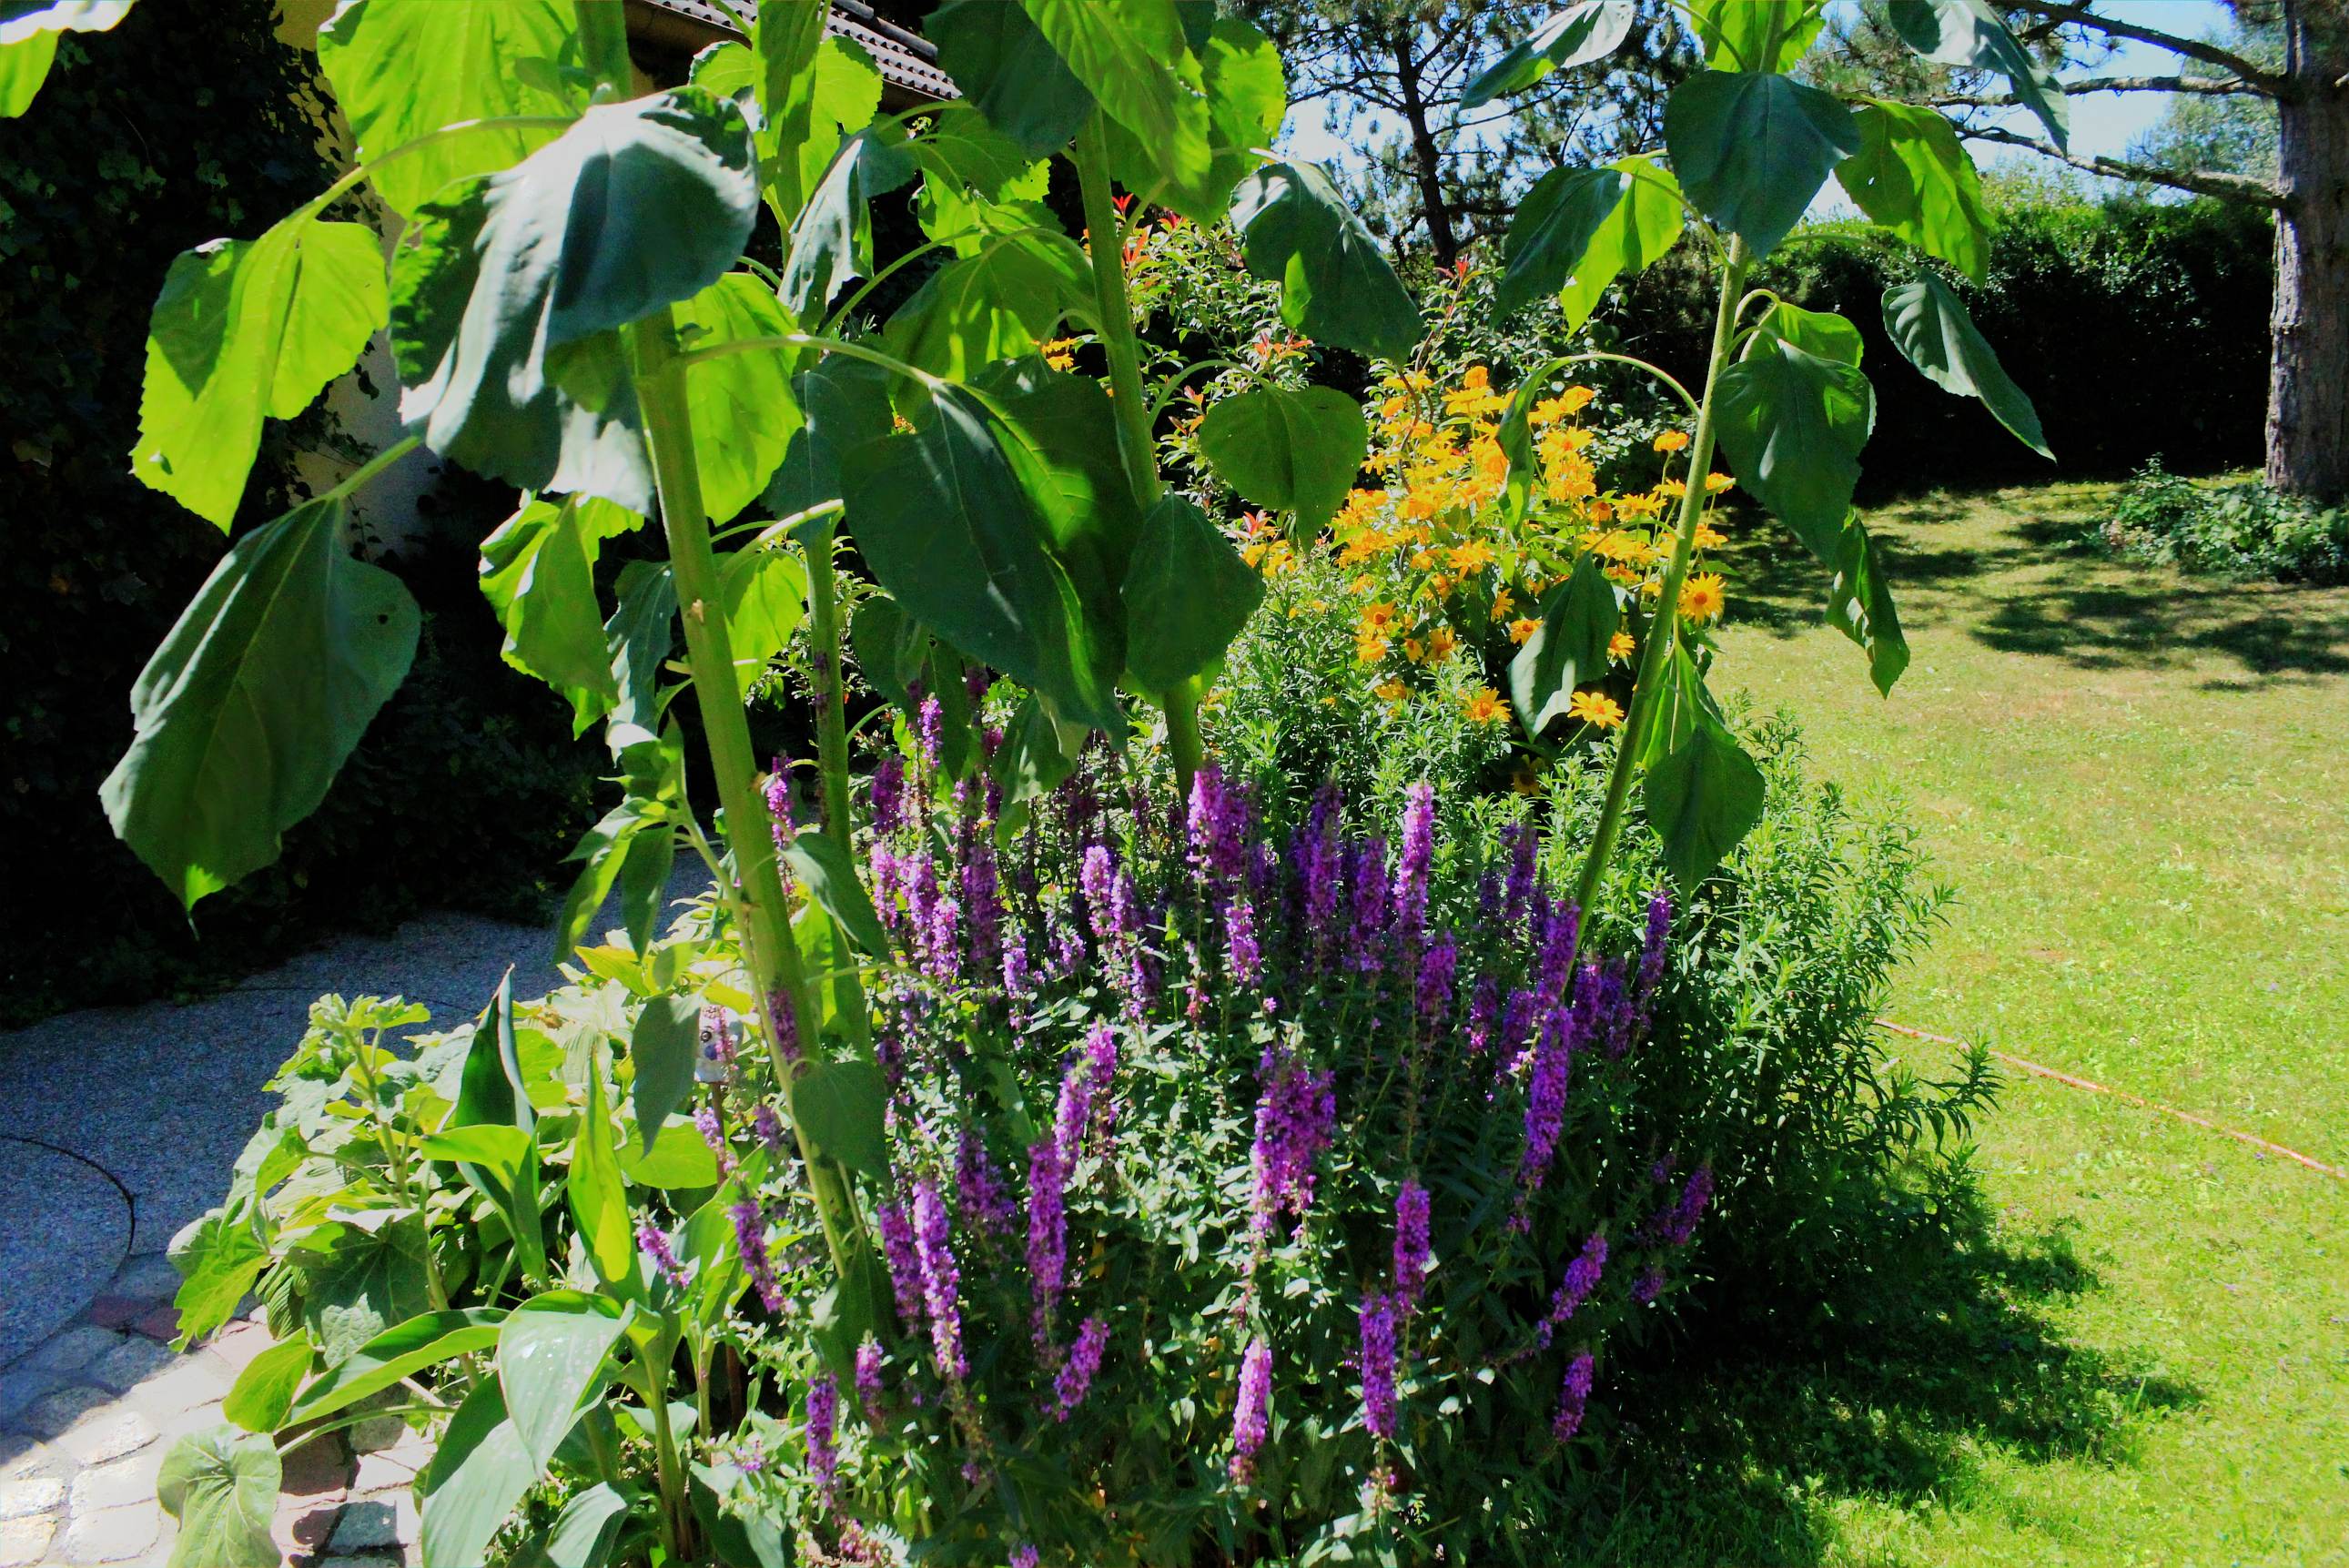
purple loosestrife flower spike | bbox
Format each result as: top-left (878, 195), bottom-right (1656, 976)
top-left (917, 694), bottom-right (944, 770)
top-left (806, 1372), bottom-right (839, 1495)
top-left (1250, 1047), bottom-right (1337, 1238)
top-left (1227, 892), bottom-right (1262, 985)
top-left (876, 1199), bottom-right (925, 1330)
top-left (1010, 1547), bottom-right (1040, 1568)
top-left (1053, 1316), bottom-right (1109, 1420)
top-left (957, 1128), bottom-right (1015, 1240)
top-left (765, 757), bottom-right (795, 855)
top-left (694, 1104), bottom-right (735, 1179)
top-left (1467, 972), bottom-right (1501, 1055)
top-left (1515, 1015), bottom-right (1580, 1221)
top-left (769, 992), bottom-right (802, 1067)
top-left (1346, 836), bottom-right (1392, 974)
top-left (1393, 783), bottom-right (1435, 939)
top-left (1633, 1265), bottom-right (1666, 1304)
top-left (1503, 821), bottom-right (1538, 929)
top-left (1537, 1233), bottom-right (1608, 1349)
top-left (1552, 1351), bottom-right (1595, 1441)
top-left (921, 891), bottom-right (963, 986)
top-left (1358, 1290), bottom-right (1400, 1442)
top-left (731, 1199), bottom-right (785, 1311)
top-left (1416, 928), bottom-right (1458, 1032)
top-left (911, 1179), bottom-right (967, 1379)
top-left (1392, 1180), bottom-right (1432, 1311)
top-left (1079, 844), bottom-right (1119, 944)
top-left (1230, 1336), bottom-right (1272, 1482)
top-left (960, 838), bottom-right (1004, 978)
top-left (752, 1103), bottom-right (786, 1155)
top-left (1026, 1140), bottom-right (1066, 1345)
top-left (854, 1337), bottom-right (886, 1424)
top-left (636, 1219), bottom-right (688, 1289)
top-left (872, 754), bottom-right (906, 835)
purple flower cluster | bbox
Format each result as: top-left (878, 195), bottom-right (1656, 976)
top-left (766, 756), bottom-right (795, 855)
top-left (855, 1337), bottom-right (886, 1425)
top-left (1358, 1290), bottom-right (1400, 1442)
top-left (1534, 1232), bottom-right (1609, 1352)
top-left (731, 1198), bottom-right (785, 1312)
top-left (805, 1371), bottom-right (839, 1495)
top-left (1392, 1180), bottom-right (1432, 1311)
top-left (876, 1199), bottom-right (925, 1330)
top-left (1250, 1046), bottom-right (1336, 1239)
top-left (1552, 1351), bottom-right (1595, 1441)
top-left (1025, 1138), bottom-right (1066, 1347)
top-left (1645, 1164), bottom-right (1715, 1248)
top-left (636, 1219), bottom-right (688, 1290)
top-left (1052, 1316), bottom-right (1109, 1420)
top-left (911, 1180), bottom-right (967, 1379)
top-left (956, 1127), bottom-right (1016, 1241)
top-left (1392, 783), bottom-right (1435, 943)
top-left (1230, 1336), bottom-right (1271, 1482)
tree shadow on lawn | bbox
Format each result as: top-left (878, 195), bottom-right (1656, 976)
top-left (1543, 1177), bottom-right (2199, 1565)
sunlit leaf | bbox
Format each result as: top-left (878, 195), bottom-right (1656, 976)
top-left (1230, 160), bottom-right (1422, 362)
top-left (1888, 0), bottom-right (2068, 151)
top-left (1557, 155), bottom-right (1684, 330)
top-left (794, 1059), bottom-right (889, 1179)
top-left (674, 275), bottom-right (801, 523)
top-left (1686, 0), bottom-right (1825, 73)
top-left (166, 1210), bottom-right (268, 1350)
top-left (221, 1335), bottom-right (309, 1433)
top-left (0, 31), bottom-right (57, 117)
top-left (287, 1309), bottom-right (505, 1427)
top-left (157, 1425), bottom-right (278, 1568)
top-left (1826, 513), bottom-right (1909, 695)
top-left (1838, 100), bottom-right (1990, 282)
top-left (716, 541), bottom-right (808, 679)
top-left (1121, 493), bottom-right (1263, 693)
top-left (880, 229), bottom-right (1091, 379)
top-left (1462, 1), bottom-right (1634, 107)
top-left (1880, 273), bottom-right (2051, 459)
top-left (1713, 324), bottom-right (1875, 559)
top-left (1664, 70), bottom-right (1858, 260)
top-left (1494, 166), bottom-right (1625, 319)
top-left (1195, 384), bottom-right (1367, 534)
top-left (501, 1292), bottom-right (624, 1479)
top-left (1022, 0), bottom-right (1212, 205)
top-left (783, 830), bottom-right (890, 959)
top-left (478, 496), bottom-right (643, 729)
top-left (420, 1379), bottom-right (535, 1568)
top-left (1102, 13), bottom-right (1284, 225)
top-left (929, 0), bottom-right (1092, 159)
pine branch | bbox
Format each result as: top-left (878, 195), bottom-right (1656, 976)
top-left (1958, 124), bottom-right (2285, 207)
top-left (1927, 73), bottom-right (2265, 109)
top-left (2009, 3), bottom-right (2288, 92)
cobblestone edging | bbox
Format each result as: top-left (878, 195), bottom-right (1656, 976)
top-left (0, 1255), bottom-right (423, 1568)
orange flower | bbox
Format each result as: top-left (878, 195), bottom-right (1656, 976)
top-left (1492, 588), bottom-right (1515, 620)
top-left (1360, 601), bottom-right (1402, 634)
top-left (1463, 687), bottom-right (1510, 725)
top-left (1448, 540), bottom-right (1497, 572)
top-left (1508, 616), bottom-right (1541, 644)
top-left (1567, 690), bottom-right (1625, 728)
top-left (1402, 636), bottom-right (1428, 663)
top-left (1425, 625), bottom-right (1458, 662)
top-left (1654, 430), bottom-right (1691, 452)
top-left (1356, 633), bottom-right (1392, 663)
top-left (1607, 630), bottom-right (1635, 662)
top-left (1679, 572), bottom-right (1726, 622)
top-left (1693, 522), bottom-right (1727, 551)
top-left (1374, 677), bottom-right (1407, 704)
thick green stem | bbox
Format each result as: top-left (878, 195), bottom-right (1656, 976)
top-left (802, 518), bottom-right (873, 1050)
top-left (1567, 238), bottom-right (1751, 943)
top-left (1073, 116), bottom-right (1206, 790)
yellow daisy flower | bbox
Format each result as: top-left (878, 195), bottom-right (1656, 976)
top-left (1679, 572), bottom-right (1727, 622)
top-left (1463, 687), bottom-right (1510, 724)
top-left (1568, 690), bottom-right (1625, 728)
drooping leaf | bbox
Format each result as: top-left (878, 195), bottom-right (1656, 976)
top-left (1686, 0), bottom-right (1826, 73)
top-left (1494, 166), bottom-right (1627, 319)
top-left (131, 218), bottom-right (387, 528)
top-left (628, 994), bottom-right (701, 1153)
top-left (293, 1215), bottom-right (435, 1364)
top-left (568, 1072), bottom-right (631, 1293)
top-left (420, 1126), bottom-right (545, 1292)
top-left (1635, 641), bottom-right (1730, 770)
top-left (221, 1335), bottom-right (311, 1433)
top-left (166, 1210), bottom-right (268, 1350)
top-left (554, 728), bottom-right (683, 959)
top-left (1713, 327), bottom-right (1875, 559)
top-left (450, 970), bottom-right (533, 1136)
top-left (1644, 714), bottom-right (1766, 889)
top-left (602, 561), bottom-right (675, 754)
top-left (479, 496), bottom-right (643, 728)
top-left (1664, 70), bottom-right (1859, 260)
top-left (287, 1309), bottom-right (506, 1427)
top-left (1888, 0), bottom-right (2068, 151)
top-left (101, 496), bottom-right (420, 909)
top-left (1838, 100), bottom-right (1990, 283)
top-left (1493, 360), bottom-right (1563, 524)
top-left (977, 360), bottom-right (1146, 599)
top-left (1230, 161), bottom-right (1423, 362)
top-left (880, 228), bottom-right (1092, 379)
top-left (674, 275), bottom-right (801, 523)
top-left (793, 1059), bottom-right (889, 1179)
top-left (781, 126), bottom-right (914, 321)
top-left (1195, 384), bottom-right (1367, 535)
top-left (839, 382), bottom-right (1124, 733)
top-left (157, 1425), bottom-right (278, 1568)
top-left (1826, 513), bottom-right (1909, 695)
top-left (1880, 273), bottom-right (2051, 459)
top-left (992, 693), bottom-right (1078, 809)
top-left (716, 543), bottom-right (809, 680)
top-left (1121, 493), bottom-right (1263, 693)
top-left (500, 1290), bottom-right (627, 1472)
top-left (528, 1482), bottom-right (633, 1568)
top-left (1557, 155), bottom-right (1684, 330)
top-left (928, 0), bottom-right (1092, 159)
top-left (849, 594), bottom-right (926, 711)
top-left (1101, 13), bottom-right (1285, 226)
top-left (1462, 1), bottom-right (1635, 107)
top-left (1509, 554), bottom-right (1620, 734)
top-left (420, 1379), bottom-right (537, 1568)
top-left (1022, 0), bottom-right (1212, 205)
top-left (751, 0), bottom-right (825, 208)
top-left (0, 30), bottom-right (56, 116)
top-left (782, 832), bottom-right (890, 959)
top-left (390, 90), bottom-right (757, 511)
top-left (764, 353), bottom-right (894, 521)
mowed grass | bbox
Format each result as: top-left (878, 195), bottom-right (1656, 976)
top-left (1574, 483), bottom-right (2349, 1566)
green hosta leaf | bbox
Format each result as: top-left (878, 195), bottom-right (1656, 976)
top-left (1827, 513), bottom-right (1909, 695)
top-left (0, 31), bottom-right (56, 117)
top-left (221, 1335), bottom-right (310, 1433)
top-left (1195, 384), bottom-right (1367, 535)
top-left (131, 218), bottom-right (386, 528)
top-left (1022, 0), bottom-right (1212, 205)
top-left (764, 353), bottom-right (893, 521)
top-left (1230, 161), bottom-right (1423, 362)
top-left (674, 275), bottom-right (800, 523)
top-left (840, 383), bottom-right (1123, 733)
top-left (568, 1070), bottom-right (633, 1295)
top-left (794, 1060), bottom-right (889, 1179)
top-left (1664, 70), bottom-right (1859, 260)
top-left (1558, 155), bottom-right (1683, 330)
top-left (1495, 166), bottom-right (1626, 319)
top-left (316, 0), bottom-right (576, 217)
top-left (1462, 1), bottom-right (1634, 108)
top-left (782, 831), bottom-right (890, 959)
top-left (629, 993), bottom-right (701, 1148)
top-left (1880, 273), bottom-right (2051, 459)
top-left (881, 229), bottom-right (1091, 379)
top-left (1121, 493), bottom-right (1263, 693)
top-left (621, 1118), bottom-right (720, 1189)
top-left (1644, 713), bottom-right (1765, 888)
top-left (1888, 0), bottom-right (2067, 151)
top-left (929, 0), bottom-right (1091, 159)
top-left (1714, 326), bottom-right (1875, 559)
top-left (1101, 13), bottom-right (1284, 226)
top-left (101, 496), bottom-right (420, 909)
top-left (294, 1215), bottom-right (435, 1364)
top-left (479, 496), bottom-right (643, 729)
top-left (391, 90), bottom-right (757, 511)
top-left (782, 126), bottom-right (914, 321)
top-left (1686, 0), bottom-right (1825, 73)
top-left (1509, 553), bottom-right (1619, 734)
top-left (501, 1290), bottom-right (626, 1472)
top-left (716, 542), bottom-right (808, 679)
top-left (420, 1379), bottom-right (536, 1568)
top-left (287, 1309), bottom-right (506, 1426)
top-left (157, 1425), bottom-right (278, 1568)
top-left (1838, 100), bottom-right (1990, 283)
top-left (166, 1210), bottom-right (268, 1350)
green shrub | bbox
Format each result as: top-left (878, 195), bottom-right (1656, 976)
top-left (2100, 459), bottom-right (2349, 583)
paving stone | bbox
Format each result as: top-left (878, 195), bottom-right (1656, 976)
top-left (348, 1413), bottom-right (410, 1454)
top-left (25, 1328), bottom-right (125, 1380)
top-left (106, 1259), bottom-right (178, 1301)
top-left (281, 1433), bottom-right (353, 1501)
top-left (0, 1512), bottom-right (54, 1568)
top-left (85, 1339), bottom-right (175, 1396)
top-left (319, 1556), bottom-right (405, 1568)
top-left (201, 1322), bottom-right (271, 1378)
top-left (0, 1437), bottom-right (60, 1482)
top-left (328, 1492), bottom-right (414, 1553)
top-left (349, 1444), bottom-right (422, 1493)
top-left (116, 1356), bottom-right (228, 1416)
top-left (0, 1475), bottom-right (62, 1521)
top-left (68, 1447), bottom-right (163, 1514)
top-left (126, 1310), bottom-right (177, 1346)
top-left (56, 1411), bottom-right (156, 1468)
top-left (83, 1300), bottom-right (145, 1333)
top-left (60, 1501), bottom-right (158, 1564)
top-left (15, 1386), bottom-right (108, 1442)
top-left (0, 1368), bottom-right (55, 1427)
top-left (277, 1496), bottom-right (346, 1560)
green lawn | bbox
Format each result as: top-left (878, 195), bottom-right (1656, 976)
top-left (1584, 482), bottom-right (2349, 1566)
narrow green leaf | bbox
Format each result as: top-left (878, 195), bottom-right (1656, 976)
top-left (1022, 0), bottom-right (1212, 204)
top-left (782, 832), bottom-right (890, 958)
top-left (570, 1075), bottom-right (633, 1290)
top-left (1195, 385), bottom-right (1367, 534)
top-left (1888, 0), bottom-right (2068, 151)
top-left (451, 970), bottom-right (533, 1136)
top-left (479, 496), bottom-right (643, 728)
top-left (421, 1124), bottom-right (548, 1287)
top-left (1838, 100), bottom-right (1990, 283)
top-left (287, 1309), bottom-right (505, 1427)
top-left (317, 0), bottom-right (575, 217)
top-left (1686, 0), bottom-right (1826, 73)
top-left (1664, 70), bottom-right (1859, 260)
top-left (929, 0), bottom-right (1092, 159)
top-left (1462, 2), bottom-right (1634, 108)
top-left (1494, 360), bottom-right (1563, 523)
top-left (1230, 161), bottom-right (1423, 363)
top-left (674, 275), bottom-right (801, 523)
top-left (131, 217), bottom-right (386, 528)
top-left (602, 561), bottom-right (676, 754)
top-left (751, 0), bottom-right (825, 211)
top-left (1827, 513), bottom-right (1909, 695)
top-left (1880, 273), bottom-right (2051, 459)
top-left (101, 496), bottom-right (419, 909)
top-left (1509, 554), bottom-right (1620, 734)
top-left (1557, 155), bottom-right (1684, 330)
top-left (1644, 715), bottom-right (1766, 888)
top-left (1713, 328), bottom-right (1875, 559)
top-left (499, 1290), bottom-right (626, 1472)
top-left (157, 1425), bottom-right (278, 1568)
top-left (1121, 494), bottom-right (1264, 693)
top-left (793, 1060), bottom-right (890, 1179)
top-left (1635, 642), bottom-right (1728, 770)
top-left (1495, 167), bottom-right (1626, 319)
top-left (629, 995), bottom-right (702, 1155)
top-left (420, 1380), bottom-right (536, 1568)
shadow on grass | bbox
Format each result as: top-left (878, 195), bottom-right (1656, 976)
top-left (1542, 1171), bottom-right (2199, 1565)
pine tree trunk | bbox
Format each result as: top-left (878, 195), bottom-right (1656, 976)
top-left (2264, 1), bottom-right (2349, 502)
